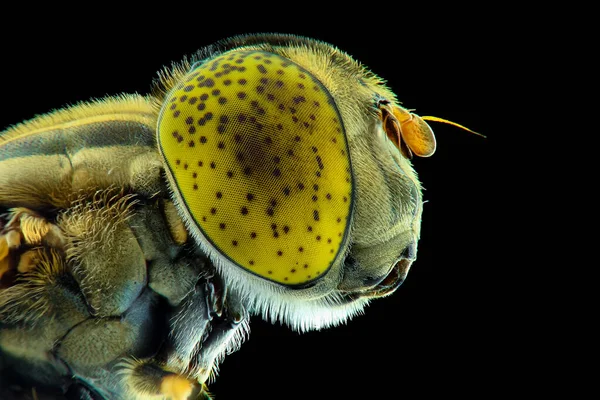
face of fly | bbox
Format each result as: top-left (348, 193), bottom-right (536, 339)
top-left (155, 34), bottom-right (424, 332)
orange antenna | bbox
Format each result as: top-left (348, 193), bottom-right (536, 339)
top-left (421, 116), bottom-right (486, 138)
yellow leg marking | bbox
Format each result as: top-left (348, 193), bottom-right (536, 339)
top-left (0, 253), bottom-right (9, 281)
top-left (17, 249), bottom-right (42, 274)
top-left (6, 207), bottom-right (65, 247)
top-left (5, 230), bottom-right (22, 248)
top-left (160, 374), bottom-right (195, 400)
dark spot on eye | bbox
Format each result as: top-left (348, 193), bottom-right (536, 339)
top-left (273, 156), bottom-right (280, 163)
top-left (238, 92), bottom-right (247, 100)
top-left (210, 208), bottom-right (216, 215)
top-left (227, 170), bottom-right (233, 178)
top-left (184, 85), bottom-right (194, 92)
top-left (218, 97), bottom-right (227, 105)
top-left (316, 156), bottom-right (324, 170)
top-left (241, 206), bottom-right (248, 215)
top-left (202, 216), bottom-right (206, 221)
top-left (267, 93), bottom-right (275, 101)
top-left (271, 223), bottom-right (277, 230)
top-left (337, 217), bottom-right (342, 223)
top-left (270, 199), bottom-right (277, 207)
top-left (293, 96), bottom-right (306, 104)
top-left (307, 226), bottom-right (312, 232)
top-left (283, 187), bottom-right (290, 196)
top-left (327, 238), bottom-right (332, 243)
top-left (277, 124), bottom-right (283, 130)
top-left (297, 83), bottom-right (305, 89)
top-left (310, 114), bottom-right (316, 120)
top-left (224, 79), bottom-right (232, 85)
top-left (343, 196), bottom-right (348, 202)
top-left (277, 250), bottom-right (283, 256)
top-left (234, 134), bottom-right (242, 143)
top-left (188, 139), bottom-right (195, 146)
top-left (267, 270), bottom-right (272, 274)
top-left (247, 193), bottom-right (254, 201)
top-left (313, 101), bottom-right (320, 107)
top-left (173, 110), bottom-right (180, 117)
top-left (326, 193), bottom-right (332, 200)
top-left (313, 210), bottom-right (320, 221)
top-left (205, 112), bottom-right (213, 121)
top-left (278, 103), bottom-right (285, 111)
top-left (283, 226), bottom-right (289, 234)
top-left (250, 232), bottom-right (257, 239)
top-left (197, 103), bottom-right (206, 111)
top-left (200, 94), bottom-right (209, 101)
top-left (193, 184), bottom-right (198, 190)
top-left (256, 86), bottom-right (265, 94)
top-left (273, 231), bottom-right (279, 238)
top-left (204, 78), bottom-right (215, 88)
top-left (297, 183), bottom-right (304, 190)
top-left (294, 135), bottom-right (301, 142)
top-left (212, 89), bottom-right (221, 96)
top-left (260, 77), bottom-right (269, 84)
top-left (289, 107), bottom-right (297, 114)
top-left (210, 161), bottom-right (215, 168)
top-left (265, 136), bottom-right (272, 144)
top-left (249, 260), bottom-right (255, 265)
top-left (238, 114), bottom-right (247, 123)
top-left (198, 161), bottom-right (203, 167)
top-left (192, 172), bottom-right (197, 178)
top-left (189, 126), bottom-right (196, 134)
top-left (304, 264), bottom-right (309, 269)
top-left (316, 235), bottom-right (321, 241)
top-left (244, 166), bottom-right (252, 175)
top-left (312, 195), bottom-right (318, 202)
top-left (200, 136), bottom-right (208, 144)
top-left (298, 247), bottom-right (304, 252)
top-left (183, 163), bottom-right (188, 170)
top-left (276, 80), bottom-right (284, 88)
top-left (288, 150), bottom-right (294, 157)
top-left (238, 78), bottom-right (247, 85)
top-left (313, 184), bottom-right (319, 191)
top-left (267, 208), bottom-right (274, 216)
top-left (277, 69), bottom-right (284, 75)
top-left (312, 146), bottom-right (318, 153)
top-left (232, 240), bottom-right (238, 246)
top-left (180, 95), bottom-right (188, 102)
top-left (316, 171), bottom-right (321, 177)
top-left (216, 192), bottom-right (222, 199)
top-left (330, 249), bottom-right (334, 253)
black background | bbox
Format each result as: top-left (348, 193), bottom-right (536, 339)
top-left (1, 11), bottom-right (508, 399)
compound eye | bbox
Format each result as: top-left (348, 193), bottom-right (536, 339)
top-left (157, 50), bottom-right (354, 286)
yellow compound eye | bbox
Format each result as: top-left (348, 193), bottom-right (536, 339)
top-left (157, 50), bottom-right (353, 286)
